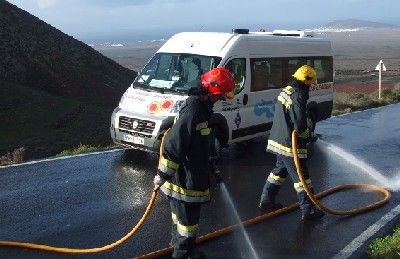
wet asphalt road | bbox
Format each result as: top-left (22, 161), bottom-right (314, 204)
top-left (1, 103), bottom-right (400, 259)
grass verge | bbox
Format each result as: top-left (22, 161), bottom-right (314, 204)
top-left (332, 88), bottom-right (400, 115)
top-left (368, 224), bottom-right (400, 258)
top-left (57, 144), bottom-right (100, 156)
top-left (56, 143), bottom-right (119, 156)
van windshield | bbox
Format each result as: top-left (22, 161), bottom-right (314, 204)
top-left (133, 53), bottom-right (221, 94)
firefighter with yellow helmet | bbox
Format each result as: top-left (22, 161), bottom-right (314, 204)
top-left (153, 67), bottom-right (235, 258)
top-left (258, 65), bottom-right (325, 220)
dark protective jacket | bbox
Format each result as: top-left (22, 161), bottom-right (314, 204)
top-left (267, 80), bottom-right (310, 158)
top-left (158, 95), bottom-right (213, 203)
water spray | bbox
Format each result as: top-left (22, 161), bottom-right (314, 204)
top-left (212, 159), bottom-right (260, 259)
top-left (318, 139), bottom-right (390, 189)
top-left (292, 130), bottom-right (390, 216)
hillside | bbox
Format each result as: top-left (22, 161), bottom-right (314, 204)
top-left (320, 19), bottom-right (400, 31)
top-left (0, 0), bottom-right (137, 162)
top-left (0, 0), bottom-right (136, 106)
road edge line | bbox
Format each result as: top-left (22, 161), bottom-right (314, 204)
top-left (0, 149), bottom-right (123, 169)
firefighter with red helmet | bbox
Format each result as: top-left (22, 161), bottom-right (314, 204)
top-left (153, 67), bottom-right (235, 258)
top-left (258, 65), bottom-right (325, 221)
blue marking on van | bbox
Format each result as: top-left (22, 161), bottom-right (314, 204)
top-left (254, 100), bottom-right (275, 118)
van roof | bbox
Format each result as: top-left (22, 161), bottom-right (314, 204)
top-left (157, 30), bottom-right (332, 58)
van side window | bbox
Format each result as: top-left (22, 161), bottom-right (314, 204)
top-left (283, 57), bottom-right (311, 83)
top-left (250, 58), bottom-right (283, 91)
top-left (268, 59), bottom-right (283, 88)
top-left (286, 58), bottom-right (312, 80)
top-left (251, 59), bottom-right (268, 91)
top-left (313, 57), bottom-right (333, 83)
top-left (283, 57), bottom-right (333, 84)
top-left (226, 58), bottom-right (246, 94)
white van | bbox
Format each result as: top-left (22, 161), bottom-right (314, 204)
top-left (110, 29), bottom-right (333, 153)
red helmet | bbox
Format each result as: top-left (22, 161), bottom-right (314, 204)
top-left (200, 67), bottom-right (235, 99)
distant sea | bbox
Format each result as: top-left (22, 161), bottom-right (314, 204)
top-left (87, 39), bottom-right (166, 48)
top-left (80, 32), bottom-right (171, 45)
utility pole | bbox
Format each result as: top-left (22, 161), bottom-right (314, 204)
top-left (374, 60), bottom-right (387, 99)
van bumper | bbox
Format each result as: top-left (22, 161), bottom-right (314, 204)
top-left (110, 107), bottom-right (173, 153)
top-left (111, 128), bottom-right (161, 153)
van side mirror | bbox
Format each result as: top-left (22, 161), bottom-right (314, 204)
top-left (243, 94), bottom-right (248, 105)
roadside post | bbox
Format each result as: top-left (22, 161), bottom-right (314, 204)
top-left (374, 60), bottom-right (387, 99)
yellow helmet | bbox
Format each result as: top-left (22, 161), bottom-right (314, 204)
top-left (292, 65), bottom-right (317, 85)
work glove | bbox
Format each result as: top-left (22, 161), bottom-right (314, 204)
top-left (212, 163), bottom-right (224, 184)
top-left (298, 128), bottom-right (310, 139)
top-left (209, 156), bottom-right (223, 184)
top-left (153, 174), bottom-right (166, 191)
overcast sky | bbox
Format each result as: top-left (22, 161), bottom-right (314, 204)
top-left (6, 0), bottom-right (400, 42)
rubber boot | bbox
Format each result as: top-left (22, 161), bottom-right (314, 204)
top-left (297, 190), bottom-right (325, 221)
top-left (172, 236), bottom-right (197, 259)
top-left (301, 207), bottom-right (325, 221)
top-left (259, 186), bottom-right (283, 212)
top-left (258, 201), bottom-right (283, 212)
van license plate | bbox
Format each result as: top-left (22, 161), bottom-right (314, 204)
top-left (123, 135), bottom-right (144, 145)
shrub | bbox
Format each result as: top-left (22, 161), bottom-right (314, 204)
top-left (0, 147), bottom-right (26, 165)
top-left (57, 143), bottom-right (98, 156)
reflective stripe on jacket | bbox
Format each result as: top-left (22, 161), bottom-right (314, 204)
top-left (160, 95), bottom-right (212, 203)
top-left (267, 80), bottom-right (310, 158)
top-left (161, 181), bottom-right (210, 203)
top-left (158, 155), bottom-right (179, 178)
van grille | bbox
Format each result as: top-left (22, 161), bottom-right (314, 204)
top-left (118, 116), bottom-right (156, 134)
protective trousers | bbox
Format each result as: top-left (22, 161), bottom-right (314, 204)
top-left (169, 198), bottom-right (201, 258)
top-left (260, 154), bottom-right (315, 214)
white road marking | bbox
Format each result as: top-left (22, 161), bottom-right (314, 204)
top-left (332, 204), bottom-right (400, 259)
top-left (0, 149), bottom-right (123, 169)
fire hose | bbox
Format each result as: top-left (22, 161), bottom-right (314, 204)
top-left (0, 130), bottom-right (391, 257)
